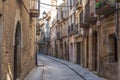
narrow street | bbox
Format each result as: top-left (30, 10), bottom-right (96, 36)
top-left (25, 54), bottom-right (105, 80)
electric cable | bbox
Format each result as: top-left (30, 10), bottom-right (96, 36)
top-left (40, 2), bottom-right (73, 7)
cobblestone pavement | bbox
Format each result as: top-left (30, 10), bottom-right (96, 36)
top-left (25, 54), bottom-right (107, 80)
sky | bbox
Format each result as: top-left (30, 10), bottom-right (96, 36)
top-left (40, 0), bottom-right (64, 18)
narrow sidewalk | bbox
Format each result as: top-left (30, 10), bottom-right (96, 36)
top-left (47, 55), bottom-right (107, 80)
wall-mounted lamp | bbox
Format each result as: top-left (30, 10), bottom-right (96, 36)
top-left (42, 11), bottom-right (47, 18)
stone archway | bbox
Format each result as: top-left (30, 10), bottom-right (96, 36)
top-left (14, 21), bottom-right (21, 80)
top-left (92, 31), bottom-right (98, 71)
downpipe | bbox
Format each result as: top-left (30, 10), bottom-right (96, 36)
top-left (116, 2), bottom-right (119, 40)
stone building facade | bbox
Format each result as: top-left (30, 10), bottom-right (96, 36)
top-left (47, 0), bottom-right (120, 80)
top-left (56, 2), bottom-right (67, 59)
top-left (81, 0), bottom-right (120, 80)
top-left (0, 0), bottom-right (39, 80)
top-left (50, 19), bottom-right (57, 57)
top-left (37, 12), bottom-right (51, 55)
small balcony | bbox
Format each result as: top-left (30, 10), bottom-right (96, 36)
top-left (80, 23), bottom-right (89, 29)
top-left (68, 24), bottom-right (74, 35)
top-left (85, 14), bottom-right (97, 24)
top-left (30, 0), bottom-right (40, 17)
top-left (76, 0), bottom-right (82, 10)
top-left (96, 0), bottom-right (116, 15)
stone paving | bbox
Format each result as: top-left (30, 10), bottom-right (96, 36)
top-left (47, 55), bottom-right (107, 80)
top-left (25, 54), bottom-right (107, 80)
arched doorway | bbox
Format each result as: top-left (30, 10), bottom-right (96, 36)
top-left (14, 21), bottom-right (21, 80)
top-left (92, 31), bottom-right (98, 71)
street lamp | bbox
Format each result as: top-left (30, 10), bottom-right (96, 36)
top-left (42, 11), bottom-right (47, 18)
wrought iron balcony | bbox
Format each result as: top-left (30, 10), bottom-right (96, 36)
top-left (76, 0), bottom-right (82, 10)
top-left (68, 24), bottom-right (74, 35)
top-left (85, 14), bottom-right (97, 24)
top-left (80, 23), bottom-right (89, 29)
top-left (30, 0), bottom-right (40, 17)
top-left (96, 0), bottom-right (116, 15)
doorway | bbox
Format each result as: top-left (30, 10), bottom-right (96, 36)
top-left (77, 42), bottom-right (81, 65)
top-left (14, 21), bottom-right (21, 80)
top-left (92, 31), bottom-right (98, 71)
top-left (86, 35), bottom-right (89, 68)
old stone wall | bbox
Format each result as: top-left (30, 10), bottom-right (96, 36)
top-left (99, 14), bottom-right (118, 80)
top-left (88, 13), bottom-right (119, 80)
top-left (1, 0), bottom-right (35, 80)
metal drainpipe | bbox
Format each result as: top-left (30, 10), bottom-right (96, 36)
top-left (116, 2), bottom-right (120, 79)
top-left (116, 2), bottom-right (119, 40)
top-left (0, 14), bottom-right (2, 80)
top-left (35, 19), bottom-right (38, 66)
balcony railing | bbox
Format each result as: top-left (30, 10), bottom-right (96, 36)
top-left (80, 23), bottom-right (89, 29)
top-left (76, 0), bottom-right (82, 10)
top-left (83, 1), bottom-right (97, 24)
top-left (86, 16), bottom-right (97, 24)
top-left (96, 0), bottom-right (116, 15)
top-left (30, 0), bottom-right (40, 17)
top-left (68, 24), bottom-right (74, 35)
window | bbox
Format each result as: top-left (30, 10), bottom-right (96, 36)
top-left (108, 33), bottom-right (118, 62)
top-left (80, 11), bottom-right (83, 25)
top-left (85, 1), bottom-right (90, 21)
top-left (70, 0), bottom-right (72, 9)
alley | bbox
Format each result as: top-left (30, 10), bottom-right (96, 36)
top-left (25, 54), bottom-right (105, 80)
